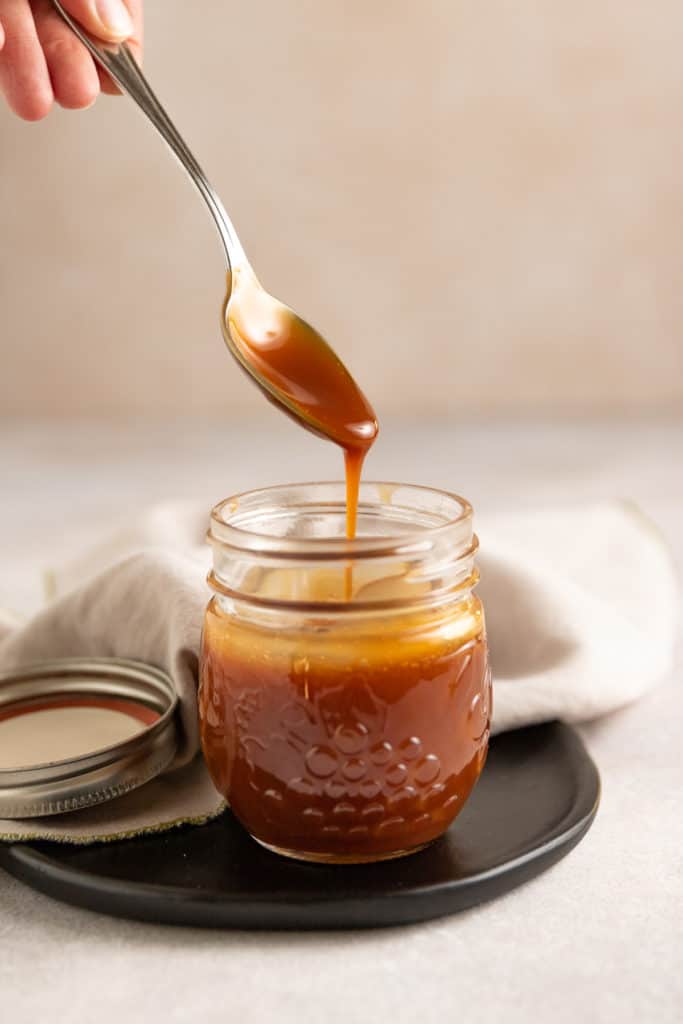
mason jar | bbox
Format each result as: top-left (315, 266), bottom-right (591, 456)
top-left (199, 482), bottom-right (491, 863)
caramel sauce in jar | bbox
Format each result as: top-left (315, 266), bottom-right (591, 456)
top-left (199, 483), bottom-right (491, 863)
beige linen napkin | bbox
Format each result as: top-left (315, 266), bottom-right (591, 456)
top-left (0, 499), bottom-right (677, 842)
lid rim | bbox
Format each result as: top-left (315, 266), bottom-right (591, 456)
top-left (0, 658), bottom-right (179, 819)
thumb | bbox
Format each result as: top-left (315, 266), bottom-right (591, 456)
top-left (59, 0), bottom-right (134, 42)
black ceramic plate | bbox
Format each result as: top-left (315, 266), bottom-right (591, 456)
top-left (0, 722), bottom-right (599, 930)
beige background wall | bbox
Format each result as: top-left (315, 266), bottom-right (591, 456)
top-left (1, 1), bottom-right (681, 419)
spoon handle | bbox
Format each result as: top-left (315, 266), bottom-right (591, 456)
top-left (51, 0), bottom-right (244, 269)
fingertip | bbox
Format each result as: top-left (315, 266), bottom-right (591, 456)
top-left (0, 21), bottom-right (5, 53)
top-left (58, 76), bottom-right (99, 111)
top-left (15, 89), bottom-right (54, 121)
top-left (43, 37), bottom-right (100, 110)
top-left (61, 0), bottom-right (133, 44)
top-left (80, 79), bottom-right (100, 110)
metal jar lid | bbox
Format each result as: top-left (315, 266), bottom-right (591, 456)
top-left (0, 658), bottom-right (178, 819)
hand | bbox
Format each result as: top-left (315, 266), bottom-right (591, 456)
top-left (0, 0), bottom-right (143, 120)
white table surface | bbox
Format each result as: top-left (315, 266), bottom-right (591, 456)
top-left (1, 417), bottom-right (681, 1023)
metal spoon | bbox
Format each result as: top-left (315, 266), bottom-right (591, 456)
top-left (51, 1), bottom-right (377, 450)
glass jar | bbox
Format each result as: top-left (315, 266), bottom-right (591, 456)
top-left (199, 482), bottom-right (491, 863)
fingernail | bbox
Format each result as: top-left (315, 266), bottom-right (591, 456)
top-left (94, 0), bottom-right (134, 38)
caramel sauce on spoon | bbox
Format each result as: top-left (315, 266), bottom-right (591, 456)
top-left (222, 265), bottom-right (378, 552)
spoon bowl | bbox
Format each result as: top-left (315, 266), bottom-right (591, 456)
top-left (222, 264), bottom-right (378, 448)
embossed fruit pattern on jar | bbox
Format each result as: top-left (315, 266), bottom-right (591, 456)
top-left (199, 595), bottom-right (492, 862)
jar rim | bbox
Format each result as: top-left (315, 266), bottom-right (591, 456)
top-left (208, 480), bottom-right (473, 561)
